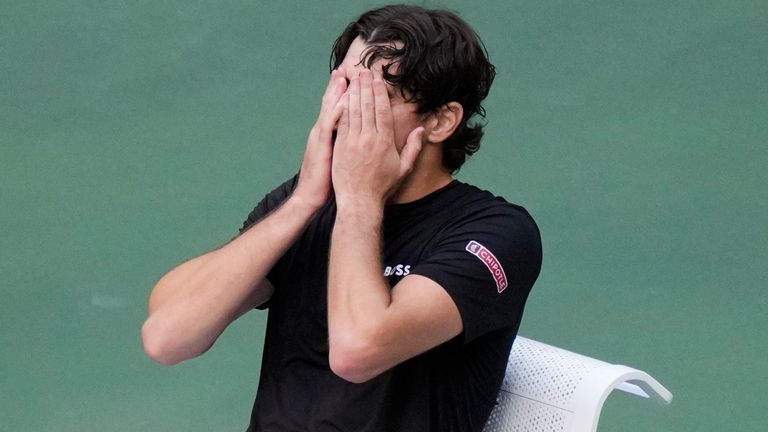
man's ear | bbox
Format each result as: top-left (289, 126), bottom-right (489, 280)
top-left (425, 102), bottom-right (463, 143)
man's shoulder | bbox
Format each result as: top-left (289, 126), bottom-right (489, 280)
top-left (448, 181), bottom-right (537, 227)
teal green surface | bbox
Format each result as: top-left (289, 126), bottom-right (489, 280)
top-left (1, 1), bottom-right (765, 430)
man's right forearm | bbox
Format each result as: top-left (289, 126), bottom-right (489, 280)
top-left (141, 195), bottom-right (320, 365)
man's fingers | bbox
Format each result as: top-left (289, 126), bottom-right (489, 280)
top-left (335, 93), bottom-right (350, 144)
top-left (319, 94), bottom-right (348, 144)
top-left (321, 73), bottom-right (347, 128)
top-left (372, 77), bottom-right (393, 135)
top-left (348, 76), bottom-right (362, 135)
top-left (323, 70), bottom-right (345, 100)
top-left (399, 127), bottom-right (425, 178)
top-left (320, 71), bottom-right (336, 111)
top-left (321, 70), bottom-right (347, 117)
top-left (314, 72), bottom-right (347, 145)
top-left (330, 73), bottom-right (347, 105)
top-left (359, 70), bottom-right (375, 132)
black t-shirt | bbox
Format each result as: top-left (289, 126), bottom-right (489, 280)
top-left (242, 177), bottom-right (542, 432)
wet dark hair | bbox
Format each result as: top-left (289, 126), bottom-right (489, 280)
top-left (330, 4), bottom-right (496, 173)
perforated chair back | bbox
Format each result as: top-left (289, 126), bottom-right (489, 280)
top-left (482, 336), bottom-right (673, 432)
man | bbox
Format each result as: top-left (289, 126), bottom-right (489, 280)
top-left (142, 5), bottom-right (542, 432)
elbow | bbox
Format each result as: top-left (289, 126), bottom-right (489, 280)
top-left (328, 337), bottom-right (382, 384)
top-left (141, 318), bottom-right (186, 366)
top-left (329, 348), bottom-right (376, 384)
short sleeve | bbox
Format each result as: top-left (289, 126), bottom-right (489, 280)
top-left (240, 175), bottom-right (299, 234)
top-left (410, 206), bottom-right (542, 343)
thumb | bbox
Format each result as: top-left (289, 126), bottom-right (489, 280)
top-left (399, 127), bottom-right (425, 178)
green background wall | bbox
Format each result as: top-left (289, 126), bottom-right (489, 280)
top-left (2, 1), bottom-right (765, 430)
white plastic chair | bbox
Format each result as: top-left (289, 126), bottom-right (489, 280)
top-left (482, 336), bottom-right (673, 432)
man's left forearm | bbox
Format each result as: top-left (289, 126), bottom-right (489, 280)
top-left (327, 201), bottom-right (392, 382)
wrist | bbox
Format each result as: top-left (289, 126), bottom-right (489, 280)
top-left (335, 197), bottom-right (384, 227)
top-left (285, 193), bottom-right (325, 217)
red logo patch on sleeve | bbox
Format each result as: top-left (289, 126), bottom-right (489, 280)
top-left (465, 240), bottom-right (508, 293)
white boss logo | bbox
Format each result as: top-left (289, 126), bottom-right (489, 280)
top-left (383, 264), bottom-right (411, 277)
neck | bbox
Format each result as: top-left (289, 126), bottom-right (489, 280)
top-left (388, 155), bottom-right (453, 205)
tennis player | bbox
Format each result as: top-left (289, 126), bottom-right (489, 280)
top-left (142, 5), bottom-right (542, 431)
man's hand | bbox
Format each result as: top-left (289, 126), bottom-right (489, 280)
top-left (331, 69), bottom-right (424, 210)
top-left (327, 72), bottom-right (462, 382)
top-left (293, 69), bottom-right (347, 210)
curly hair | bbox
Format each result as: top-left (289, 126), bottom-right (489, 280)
top-left (330, 4), bottom-right (496, 173)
